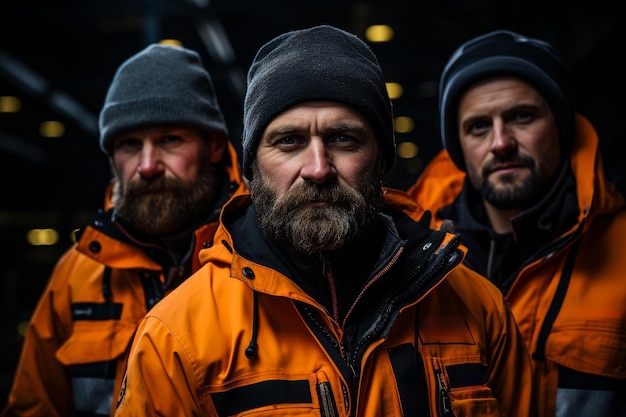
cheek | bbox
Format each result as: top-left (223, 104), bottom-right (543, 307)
top-left (260, 166), bottom-right (294, 193)
top-left (526, 129), bottom-right (560, 164)
top-left (534, 140), bottom-right (562, 179)
top-left (169, 155), bottom-right (203, 179)
top-left (113, 159), bottom-right (136, 183)
top-left (460, 141), bottom-right (487, 169)
top-left (258, 152), bottom-right (300, 180)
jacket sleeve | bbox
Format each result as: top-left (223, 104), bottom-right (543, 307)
top-left (1, 249), bottom-right (77, 417)
top-left (114, 316), bottom-right (202, 417)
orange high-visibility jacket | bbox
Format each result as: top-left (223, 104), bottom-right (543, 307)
top-left (114, 189), bottom-right (533, 417)
top-left (408, 115), bottom-right (626, 417)
top-left (2, 142), bottom-right (246, 417)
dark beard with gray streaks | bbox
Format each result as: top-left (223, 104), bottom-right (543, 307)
top-left (249, 162), bottom-right (383, 255)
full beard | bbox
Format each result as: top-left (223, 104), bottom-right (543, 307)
top-left (112, 164), bottom-right (220, 236)
top-left (249, 164), bottom-right (383, 255)
top-left (473, 154), bottom-right (547, 210)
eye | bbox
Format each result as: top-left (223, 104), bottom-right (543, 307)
top-left (160, 134), bottom-right (183, 146)
top-left (331, 134), bottom-right (354, 144)
top-left (278, 136), bottom-right (297, 145)
top-left (510, 111), bottom-right (534, 123)
top-left (467, 119), bottom-right (490, 136)
top-left (328, 133), bottom-right (366, 152)
top-left (113, 137), bottom-right (142, 151)
top-left (273, 135), bottom-right (306, 150)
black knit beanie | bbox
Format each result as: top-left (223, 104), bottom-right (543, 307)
top-left (439, 30), bottom-right (574, 171)
top-left (242, 25), bottom-right (395, 180)
top-left (99, 44), bottom-right (228, 154)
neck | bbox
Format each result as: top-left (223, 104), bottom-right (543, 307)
top-left (483, 202), bottom-right (521, 234)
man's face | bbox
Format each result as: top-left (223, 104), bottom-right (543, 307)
top-left (250, 101), bottom-right (383, 254)
top-left (457, 76), bottom-right (562, 210)
top-left (110, 125), bottom-right (226, 235)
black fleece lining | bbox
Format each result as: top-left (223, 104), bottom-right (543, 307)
top-left (211, 379), bottom-right (312, 416)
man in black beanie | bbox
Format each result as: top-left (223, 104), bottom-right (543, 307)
top-left (409, 30), bottom-right (626, 417)
top-left (2, 43), bottom-right (246, 417)
top-left (115, 25), bottom-right (533, 417)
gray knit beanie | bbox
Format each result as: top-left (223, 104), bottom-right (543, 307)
top-left (242, 25), bottom-right (395, 180)
top-left (439, 30), bottom-right (574, 171)
top-left (99, 44), bottom-right (228, 154)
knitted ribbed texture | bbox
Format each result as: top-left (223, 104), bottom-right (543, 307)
top-left (99, 44), bottom-right (227, 154)
top-left (242, 25), bottom-right (395, 180)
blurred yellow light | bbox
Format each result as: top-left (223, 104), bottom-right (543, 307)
top-left (365, 25), bottom-right (394, 43)
top-left (0, 96), bottom-right (22, 113)
top-left (159, 39), bottom-right (183, 47)
top-left (394, 116), bottom-right (414, 133)
top-left (397, 142), bottom-right (418, 159)
top-left (39, 121), bottom-right (65, 138)
top-left (26, 228), bottom-right (59, 246)
top-left (386, 82), bottom-right (403, 99)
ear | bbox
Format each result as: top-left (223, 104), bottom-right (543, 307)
top-left (208, 135), bottom-right (227, 163)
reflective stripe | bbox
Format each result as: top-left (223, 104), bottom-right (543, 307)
top-left (556, 388), bottom-right (624, 417)
top-left (71, 361), bottom-right (116, 416)
top-left (72, 376), bottom-right (115, 416)
top-left (556, 366), bottom-right (626, 417)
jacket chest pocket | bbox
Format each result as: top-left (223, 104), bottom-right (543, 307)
top-left (417, 311), bottom-right (500, 416)
top-left (56, 320), bottom-right (137, 416)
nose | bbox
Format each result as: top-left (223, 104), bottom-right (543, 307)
top-left (300, 140), bottom-right (335, 184)
top-left (137, 143), bottom-right (164, 178)
top-left (490, 120), bottom-right (517, 154)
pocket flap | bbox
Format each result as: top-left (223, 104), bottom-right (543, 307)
top-left (56, 321), bottom-right (137, 365)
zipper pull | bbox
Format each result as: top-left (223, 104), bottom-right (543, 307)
top-left (436, 369), bottom-right (453, 417)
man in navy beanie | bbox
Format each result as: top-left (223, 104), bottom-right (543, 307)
top-left (114, 25), bottom-right (533, 417)
top-left (409, 29), bottom-right (626, 417)
top-left (2, 43), bottom-right (246, 417)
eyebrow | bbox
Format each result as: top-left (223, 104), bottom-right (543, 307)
top-left (264, 121), bottom-right (368, 139)
top-left (326, 121), bottom-right (368, 135)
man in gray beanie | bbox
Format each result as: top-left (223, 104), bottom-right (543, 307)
top-left (114, 25), bottom-right (532, 417)
top-left (2, 43), bottom-right (246, 417)
top-left (409, 29), bottom-right (626, 417)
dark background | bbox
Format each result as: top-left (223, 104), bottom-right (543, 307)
top-left (1, 0), bottom-right (624, 406)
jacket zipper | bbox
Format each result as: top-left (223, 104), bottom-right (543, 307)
top-left (317, 381), bottom-right (340, 417)
top-left (436, 369), bottom-right (453, 417)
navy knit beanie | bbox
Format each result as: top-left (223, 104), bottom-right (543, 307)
top-left (439, 30), bottom-right (574, 171)
top-left (242, 25), bottom-right (395, 180)
top-left (99, 44), bottom-right (228, 154)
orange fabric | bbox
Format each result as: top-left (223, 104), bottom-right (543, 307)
top-left (114, 191), bottom-right (533, 417)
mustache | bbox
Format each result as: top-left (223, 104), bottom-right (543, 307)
top-left (125, 176), bottom-right (182, 193)
top-left (280, 183), bottom-right (356, 209)
top-left (482, 154), bottom-right (535, 176)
